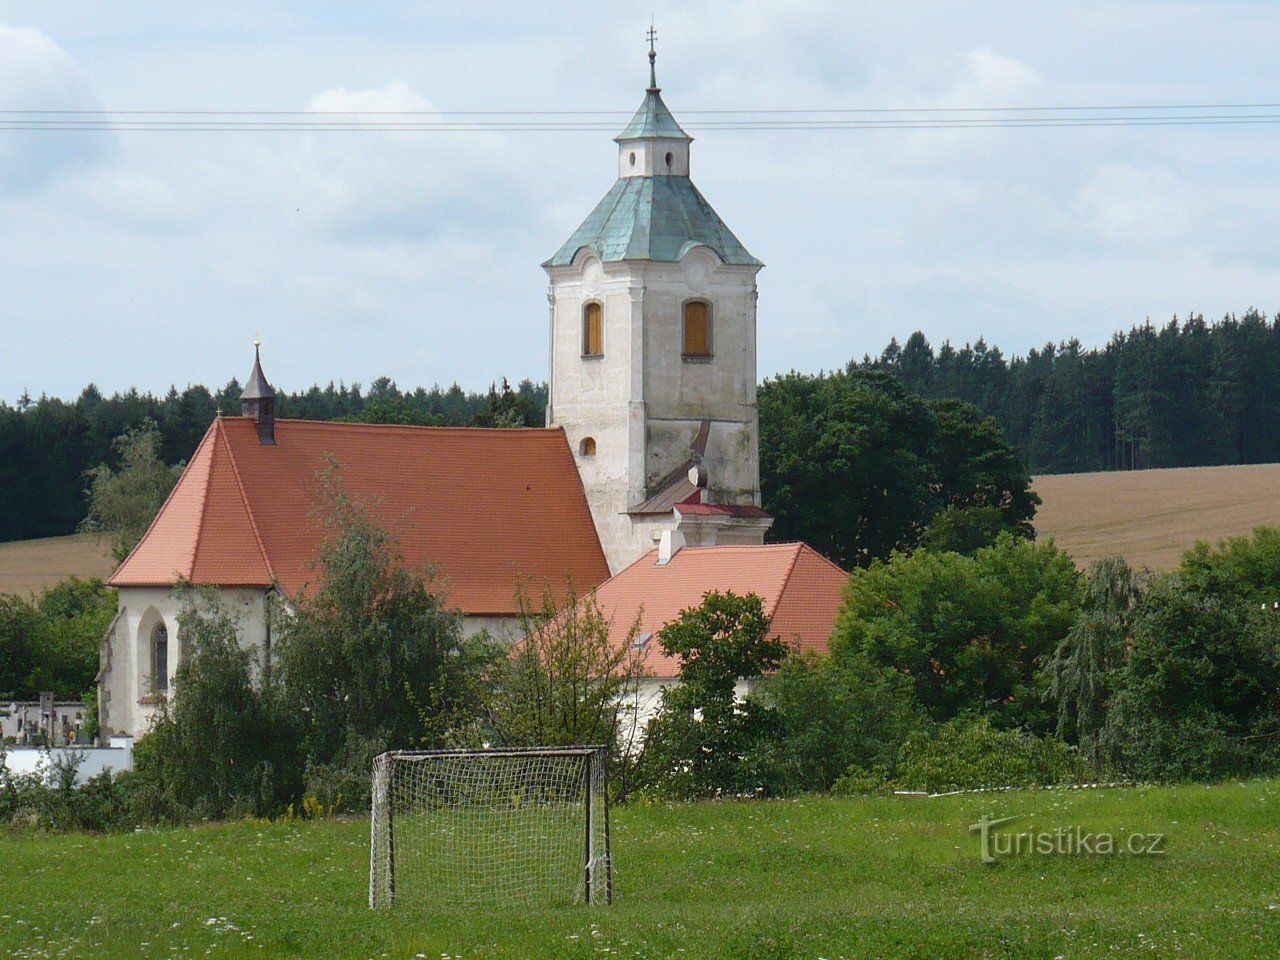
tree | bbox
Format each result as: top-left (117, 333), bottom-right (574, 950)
top-left (749, 651), bottom-right (924, 794)
top-left (927, 398), bottom-right (1038, 539)
top-left (1177, 526), bottom-right (1280, 607)
top-left (278, 461), bottom-right (489, 783)
top-left (25, 578), bottom-right (117, 700)
top-left (81, 420), bottom-right (182, 562)
top-left (758, 369), bottom-right (1036, 569)
top-left (0, 595), bottom-right (37, 699)
top-left (481, 583), bottom-right (646, 756)
top-left (640, 591), bottom-right (787, 798)
top-left (135, 587), bottom-right (301, 819)
top-left (832, 534), bottom-right (1081, 734)
top-left (471, 377), bottom-right (538, 428)
top-left (1104, 578), bottom-right (1280, 781)
top-left (1047, 557), bottom-right (1148, 767)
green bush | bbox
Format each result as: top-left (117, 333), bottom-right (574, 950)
top-left (747, 652), bottom-right (924, 795)
top-left (842, 716), bottom-right (1090, 794)
top-left (833, 534), bottom-right (1081, 734)
top-left (136, 588), bottom-right (301, 821)
top-left (0, 751), bottom-right (146, 832)
top-left (1103, 577), bottom-right (1280, 782)
top-left (639, 592), bottom-right (787, 799)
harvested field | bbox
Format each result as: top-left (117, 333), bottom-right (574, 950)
top-left (1033, 462), bottom-right (1280, 570)
top-left (0, 533), bottom-right (115, 597)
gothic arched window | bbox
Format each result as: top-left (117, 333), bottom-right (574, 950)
top-left (151, 621), bottom-right (169, 693)
top-left (682, 300), bottom-right (711, 358)
top-left (579, 437), bottom-right (597, 457)
top-left (583, 302), bottom-right (603, 357)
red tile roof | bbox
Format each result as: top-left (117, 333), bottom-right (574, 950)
top-left (109, 417), bottom-right (611, 615)
top-left (588, 543), bottom-right (849, 678)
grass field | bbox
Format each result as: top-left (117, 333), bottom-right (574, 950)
top-left (1033, 462), bottom-right (1280, 570)
top-left (0, 534), bottom-right (114, 597)
top-left (4, 780), bottom-right (1278, 959)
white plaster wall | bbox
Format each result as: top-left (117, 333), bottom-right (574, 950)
top-left (620, 677), bottom-right (761, 751)
top-left (546, 246), bottom-right (762, 573)
top-left (3, 739), bottom-right (134, 785)
top-left (460, 616), bottom-right (523, 643)
top-left (618, 138), bottom-right (690, 178)
top-left (101, 588), bottom-right (525, 739)
top-left (101, 586), bottom-right (272, 739)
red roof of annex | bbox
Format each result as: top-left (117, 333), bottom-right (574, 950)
top-left (588, 542), bottom-right (849, 678)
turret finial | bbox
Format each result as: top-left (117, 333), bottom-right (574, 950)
top-left (646, 21), bottom-right (658, 92)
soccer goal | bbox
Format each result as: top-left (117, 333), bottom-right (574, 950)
top-left (369, 746), bottom-right (611, 909)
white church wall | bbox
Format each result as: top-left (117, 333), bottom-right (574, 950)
top-left (101, 586), bottom-right (272, 739)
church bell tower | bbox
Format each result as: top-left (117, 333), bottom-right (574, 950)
top-left (544, 35), bottom-right (769, 573)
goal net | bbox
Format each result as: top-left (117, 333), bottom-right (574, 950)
top-left (369, 746), bottom-right (611, 909)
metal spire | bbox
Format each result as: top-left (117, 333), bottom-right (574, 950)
top-left (646, 22), bottom-right (658, 92)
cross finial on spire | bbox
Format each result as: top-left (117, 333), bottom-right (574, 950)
top-left (646, 21), bottom-right (658, 91)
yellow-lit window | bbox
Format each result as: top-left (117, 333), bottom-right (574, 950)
top-left (583, 302), bottom-right (603, 356)
top-left (683, 301), bottom-right (711, 358)
top-left (580, 437), bottom-right (597, 457)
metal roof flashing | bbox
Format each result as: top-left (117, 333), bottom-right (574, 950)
top-left (614, 89), bottom-right (692, 143)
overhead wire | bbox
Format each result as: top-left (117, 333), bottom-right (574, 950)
top-left (5, 103), bottom-right (1280, 132)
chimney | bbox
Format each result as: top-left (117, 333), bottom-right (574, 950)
top-left (240, 339), bottom-right (276, 445)
top-left (657, 527), bottom-right (685, 565)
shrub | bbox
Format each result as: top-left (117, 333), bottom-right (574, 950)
top-left (841, 716), bottom-right (1090, 794)
top-left (279, 461), bottom-right (489, 781)
top-left (135, 588), bottom-right (301, 820)
top-left (833, 534), bottom-right (1081, 734)
top-left (0, 751), bottom-right (144, 832)
top-left (639, 592), bottom-right (786, 799)
top-left (747, 652), bottom-right (924, 795)
top-left (1103, 578), bottom-right (1280, 781)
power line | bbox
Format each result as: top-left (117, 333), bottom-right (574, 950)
top-left (5, 103), bottom-right (1280, 132)
top-left (6, 101), bottom-right (1280, 115)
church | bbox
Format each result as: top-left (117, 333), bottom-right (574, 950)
top-left (98, 48), bottom-right (848, 739)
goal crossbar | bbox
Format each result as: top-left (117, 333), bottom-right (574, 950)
top-left (370, 745), bottom-right (612, 909)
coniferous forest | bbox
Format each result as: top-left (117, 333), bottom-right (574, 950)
top-left (0, 377), bottom-right (546, 543)
top-left (857, 309), bottom-right (1280, 474)
top-left (3, 309), bottom-right (1280, 544)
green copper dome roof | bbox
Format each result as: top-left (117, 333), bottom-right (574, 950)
top-left (543, 175), bottom-right (761, 268)
top-left (615, 89), bottom-right (691, 142)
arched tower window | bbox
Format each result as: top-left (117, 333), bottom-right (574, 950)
top-left (579, 437), bottom-right (597, 457)
top-left (582, 302), bottom-right (603, 357)
top-left (682, 300), bottom-right (712, 359)
top-left (151, 621), bottom-right (169, 693)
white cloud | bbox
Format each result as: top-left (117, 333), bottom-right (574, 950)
top-left (293, 80), bottom-right (523, 242)
top-left (1075, 163), bottom-right (1200, 245)
top-left (0, 24), bottom-right (113, 193)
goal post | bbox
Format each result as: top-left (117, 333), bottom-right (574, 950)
top-left (370, 746), bottom-right (611, 908)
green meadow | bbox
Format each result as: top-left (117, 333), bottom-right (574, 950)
top-left (5, 780), bottom-right (1279, 959)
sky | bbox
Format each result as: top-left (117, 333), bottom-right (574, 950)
top-left (3, 1), bottom-right (1280, 401)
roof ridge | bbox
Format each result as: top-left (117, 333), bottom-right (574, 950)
top-left (763, 542), bottom-right (806, 622)
top-left (226, 417), bottom-right (564, 436)
top-left (219, 422), bottom-right (277, 585)
top-left (187, 422), bottom-right (222, 581)
top-left (795, 542), bottom-right (851, 578)
top-left (108, 423), bottom-right (215, 582)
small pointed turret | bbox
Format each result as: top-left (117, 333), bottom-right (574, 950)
top-left (240, 340), bottom-right (276, 445)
